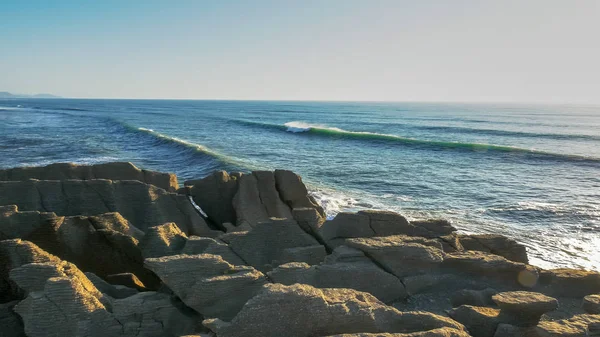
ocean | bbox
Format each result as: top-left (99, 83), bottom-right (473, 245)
top-left (1, 99), bottom-right (599, 271)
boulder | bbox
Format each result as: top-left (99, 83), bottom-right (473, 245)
top-left (0, 179), bottom-right (213, 236)
top-left (346, 236), bottom-right (444, 278)
top-left (274, 169), bottom-right (325, 217)
top-left (268, 246), bottom-right (407, 303)
top-left (187, 171), bottom-right (239, 228)
top-left (448, 305), bottom-right (501, 337)
top-left (492, 291), bottom-right (558, 326)
top-left (459, 234), bottom-right (528, 264)
top-left (0, 162), bottom-right (179, 192)
top-left (442, 251), bottom-right (539, 288)
top-left (220, 218), bottom-right (325, 272)
top-left (584, 295), bottom-right (600, 314)
top-left (144, 254), bottom-right (268, 320)
top-left (451, 288), bottom-right (498, 307)
top-left (0, 239), bottom-right (61, 302)
top-left (0, 301), bottom-right (25, 337)
top-left (536, 313), bottom-right (600, 336)
top-left (325, 329), bottom-right (471, 336)
top-left (538, 268), bottom-right (600, 297)
top-left (204, 283), bottom-right (466, 337)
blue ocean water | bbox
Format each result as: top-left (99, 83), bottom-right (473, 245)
top-left (1, 99), bottom-right (599, 270)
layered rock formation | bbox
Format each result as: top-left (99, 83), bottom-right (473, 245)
top-left (0, 162), bottom-right (178, 191)
top-left (1, 163), bottom-right (599, 337)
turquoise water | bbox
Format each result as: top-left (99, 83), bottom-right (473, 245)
top-left (1, 99), bottom-right (599, 270)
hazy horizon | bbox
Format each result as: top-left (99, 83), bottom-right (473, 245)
top-left (2, 0), bottom-right (599, 104)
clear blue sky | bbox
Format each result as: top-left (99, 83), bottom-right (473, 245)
top-left (1, 0), bottom-right (599, 103)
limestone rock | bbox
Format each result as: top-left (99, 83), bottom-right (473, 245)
top-left (268, 246), bottom-right (407, 303)
top-left (492, 291), bottom-right (558, 326)
top-left (448, 305), bottom-right (501, 337)
top-left (0, 179), bottom-right (212, 236)
top-left (85, 272), bottom-right (139, 299)
top-left (220, 218), bottom-right (324, 271)
top-left (0, 301), bottom-right (25, 337)
top-left (253, 171), bottom-right (294, 220)
top-left (442, 251), bottom-right (539, 288)
top-left (105, 273), bottom-right (147, 291)
top-left (451, 288), bottom-right (498, 307)
top-left (232, 174), bottom-right (270, 227)
top-left (0, 239), bottom-right (60, 302)
top-left (204, 283), bottom-right (465, 337)
top-left (404, 273), bottom-right (485, 296)
top-left (187, 170), bottom-right (240, 228)
top-left (274, 169), bottom-right (325, 217)
top-left (346, 236), bottom-right (444, 278)
top-left (410, 219), bottom-right (457, 237)
top-left (145, 254), bottom-right (267, 320)
top-left (536, 313), bottom-right (600, 337)
top-left (140, 223), bottom-right (188, 258)
top-left (1, 208), bottom-right (158, 288)
top-left (14, 275), bottom-right (197, 337)
top-left (292, 207), bottom-right (325, 235)
top-left (459, 234), bottom-right (528, 264)
top-left (0, 161), bottom-right (179, 192)
top-left (182, 236), bottom-right (246, 266)
top-left (583, 295), bottom-right (600, 314)
top-left (325, 329), bottom-right (471, 337)
top-left (492, 324), bottom-right (536, 337)
top-left (539, 268), bottom-right (600, 297)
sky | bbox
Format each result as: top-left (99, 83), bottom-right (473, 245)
top-left (1, 0), bottom-right (599, 103)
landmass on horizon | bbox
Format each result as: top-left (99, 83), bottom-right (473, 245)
top-left (0, 91), bottom-right (61, 99)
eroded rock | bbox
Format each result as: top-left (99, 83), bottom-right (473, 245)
top-left (204, 283), bottom-right (465, 337)
top-left (144, 254), bottom-right (267, 320)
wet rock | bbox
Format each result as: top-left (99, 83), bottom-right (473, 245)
top-left (145, 254), bottom-right (267, 320)
top-left (0, 179), bottom-right (213, 236)
top-left (583, 295), bottom-right (600, 314)
top-left (268, 246), bottom-right (407, 303)
top-left (204, 283), bottom-right (465, 337)
top-left (459, 234), bottom-right (528, 264)
top-left (187, 171), bottom-right (240, 227)
top-left (492, 291), bottom-right (558, 326)
top-left (220, 218), bottom-right (324, 272)
top-left (0, 161), bottom-right (179, 192)
top-left (274, 169), bottom-right (325, 217)
top-left (346, 236), bottom-right (444, 278)
top-left (448, 305), bottom-right (501, 337)
top-left (451, 288), bottom-right (498, 307)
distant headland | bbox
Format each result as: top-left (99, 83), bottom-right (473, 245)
top-left (0, 91), bottom-right (61, 99)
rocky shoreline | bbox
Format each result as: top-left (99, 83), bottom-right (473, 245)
top-left (1, 162), bottom-right (599, 337)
